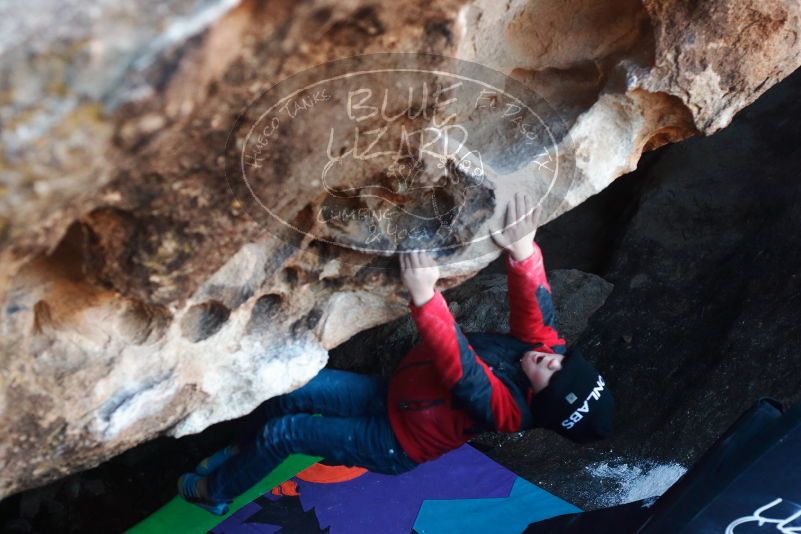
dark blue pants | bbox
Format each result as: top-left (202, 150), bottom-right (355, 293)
top-left (207, 369), bottom-right (418, 502)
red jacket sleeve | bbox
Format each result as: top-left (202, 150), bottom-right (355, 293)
top-left (506, 241), bottom-right (566, 352)
top-left (409, 291), bottom-right (523, 432)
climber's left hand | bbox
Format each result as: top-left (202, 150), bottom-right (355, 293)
top-left (400, 250), bottom-right (439, 306)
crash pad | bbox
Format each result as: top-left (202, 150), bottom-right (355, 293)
top-left (210, 444), bottom-right (579, 534)
top-left (126, 454), bottom-right (320, 534)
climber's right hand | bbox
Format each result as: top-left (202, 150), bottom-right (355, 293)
top-left (489, 192), bottom-right (541, 261)
top-left (400, 250), bottom-right (439, 307)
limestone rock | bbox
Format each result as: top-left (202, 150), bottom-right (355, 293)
top-left (0, 0), bottom-right (799, 497)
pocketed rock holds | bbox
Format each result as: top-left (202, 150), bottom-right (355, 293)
top-left (0, 0), bottom-right (799, 497)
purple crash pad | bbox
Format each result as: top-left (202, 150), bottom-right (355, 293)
top-left (212, 444), bottom-right (573, 534)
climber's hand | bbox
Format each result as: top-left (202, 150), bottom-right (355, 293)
top-left (400, 250), bottom-right (439, 306)
top-left (489, 192), bottom-right (541, 261)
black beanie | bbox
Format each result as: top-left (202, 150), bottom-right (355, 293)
top-left (529, 348), bottom-right (614, 444)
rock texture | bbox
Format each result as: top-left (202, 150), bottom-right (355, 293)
top-left (0, 0), bottom-right (242, 245)
top-left (0, 0), bottom-right (800, 497)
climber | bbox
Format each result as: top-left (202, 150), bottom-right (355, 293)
top-left (177, 192), bottom-right (614, 515)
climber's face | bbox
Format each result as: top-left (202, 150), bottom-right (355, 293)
top-left (520, 351), bottom-right (564, 393)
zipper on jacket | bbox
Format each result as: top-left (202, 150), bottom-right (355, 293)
top-left (394, 359), bottom-right (433, 373)
top-left (398, 398), bottom-right (445, 411)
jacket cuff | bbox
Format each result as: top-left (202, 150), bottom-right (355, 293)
top-left (409, 289), bottom-right (447, 316)
top-left (506, 241), bottom-right (543, 271)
